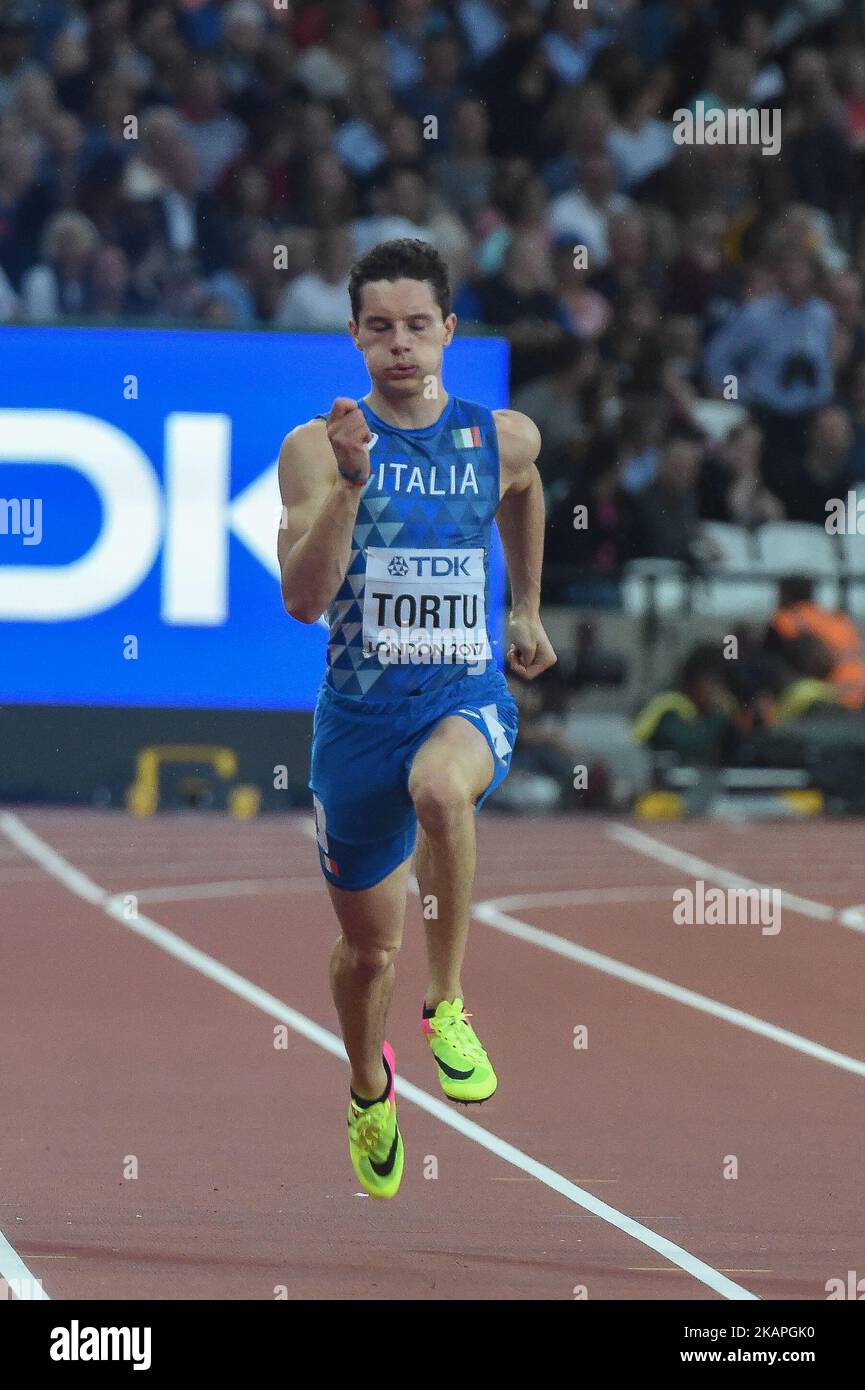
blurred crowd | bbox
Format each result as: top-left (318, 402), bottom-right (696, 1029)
top-left (3, 0), bottom-right (865, 591)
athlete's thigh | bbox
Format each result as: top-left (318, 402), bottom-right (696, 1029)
top-left (407, 714), bottom-right (495, 805)
top-left (310, 689), bottom-right (417, 892)
top-left (408, 680), bottom-right (520, 810)
top-left (325, 853), bottom-right (413, 954)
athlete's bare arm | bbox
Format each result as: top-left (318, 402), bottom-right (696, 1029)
top-left (278, 399), bottom-right (371, 623)
top-left (494, 408), bottom-right (557, 679)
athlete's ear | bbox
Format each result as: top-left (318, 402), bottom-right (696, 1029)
top-left (348, 320), bottom-right (362, 349)
top-left (443, 313), bottom-right (457, 344)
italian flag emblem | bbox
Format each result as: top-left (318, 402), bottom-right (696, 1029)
top-left (452, 426), bottom-right (482, 449)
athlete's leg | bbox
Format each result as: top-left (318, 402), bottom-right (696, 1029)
top-left (326, 854), bottom-right (413, 1099)
top-left (408, 717), bottom-right (494, 1009)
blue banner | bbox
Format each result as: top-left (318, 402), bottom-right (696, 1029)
top-left (0, 327), bottom-right (510, 709)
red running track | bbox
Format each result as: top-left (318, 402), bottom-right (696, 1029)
top-left (1, 807), bottom-right (863, 1301)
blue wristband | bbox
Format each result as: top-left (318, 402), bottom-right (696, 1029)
top-left (338, 465), bottom-right (366, 485)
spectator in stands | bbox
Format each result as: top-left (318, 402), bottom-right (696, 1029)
top-left (766, 575), bottom-right (865, 711)
top-left (772, 632), bottom-right (840, 725)
top-left (828, 268), bottom-right (865, 358)
top-left (429, 96), bottom-right (494, 227)
top-left (351, 164), bottom-right (471, 289)
top-left (79, 73), bottom-right (135, 173)
top-left (608, 73), bottom-right (675, 193)
top-left (301, 149), bottom-right (357, 228)
top-left (89, 241), bottom-right (133, 319)
top-left (590, 207), bottom-right (658, 307)
top-left (466, 227), bottom-right (556, 332)
top-left (663, 210), bottom-right (731, 318)
top-left (699, 420), bottom-right (785, 527)
top-left (626, 428), bottom-right (708, 567)
top-left (333, 70), bottom-right (395, 181)
top-left (511, 334), bottom-right (598, 490)
top-left (616, 396), bottom-right (668, 494)
top-left (549, 152), bottom-right (632, 268)
top-left (0, 257), bottom-right (17, 318)
top-left (544, 0), bottom-right (617, 86)
top-left (220, 0), bottom-right (269, 98)
top-left (122, 108), bottom-right (213, 263)
top-left (473, 161), bottom-right (552, 275)
top-left (785, 45), bottom-right (852, 219)
top-left (551, 235), bottom-right (612, 341)
top-left (475, 4), bottom-right (557, 161)
top-left (632, 643), bottom-right (740, 766)
top-left (542, 80), bottom-right (614, 197)
top-left (207, 224), bottom-right (276, 326)
top-left (398, 29), bottom-right (465, 153)
top-left (782, 404), bottom-right (854, 523)
top-left (21, 209), bottom-right (101, 320)
top-left (0, 128), bottom-right (52, 287)
top-left (275, 223), bottom-right (352, 331)
top-left (175, 59), bottom-right (247, 192)
top-left (545, 432), bottom-right (633, 605)
top-left (0, 8), bottom-right (39, 113)
top-left (840, 357), bottom-right (865, 482)
top-left (703, 247), bottom-right (836, 500)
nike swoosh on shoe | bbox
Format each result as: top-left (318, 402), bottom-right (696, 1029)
top-left (434, 1054), bottom-right (475, 1081)
top-left (369, 1128), bottom-right (400, 1177)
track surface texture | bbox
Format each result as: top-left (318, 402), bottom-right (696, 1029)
top-left (1, 808), bottom-right (863, 1301)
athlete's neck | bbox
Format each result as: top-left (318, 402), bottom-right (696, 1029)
top-left (363, 384), bottom-right (450, 430)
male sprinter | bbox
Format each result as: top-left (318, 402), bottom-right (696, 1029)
top-left (278, 239), bottom-right (555, 1199)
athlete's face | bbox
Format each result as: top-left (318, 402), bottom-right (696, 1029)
top-left (350, 278), bottom-right (456, 396)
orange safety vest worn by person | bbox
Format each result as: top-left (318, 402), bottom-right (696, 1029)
top-left (768, 579), bottom-right (865, 710)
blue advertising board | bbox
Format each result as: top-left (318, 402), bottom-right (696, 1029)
top-left (0, 327), bottom-right (509, 710)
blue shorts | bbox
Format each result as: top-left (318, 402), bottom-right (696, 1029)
top-left (308, 668), bottom-right (519, 891)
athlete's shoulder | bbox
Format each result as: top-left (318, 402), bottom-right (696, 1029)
top-left (280, 414), bottom-right (328, 450)
top-left (278, 415), bottom-right (331, 467)
top-left (277, 416), bottom-right (335, 501)
top-left (492, 408), bottom-right (542, 474)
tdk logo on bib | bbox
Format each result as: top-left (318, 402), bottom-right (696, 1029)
top-left (387, 554), bottom-right (471, 578)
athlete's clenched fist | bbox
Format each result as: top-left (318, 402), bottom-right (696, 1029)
top-left (326, 398), bottom-right (372, 485)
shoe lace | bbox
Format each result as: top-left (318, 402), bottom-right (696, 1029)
top-left (435, 1010), bottom-right (487, 1064)
top-left (351, 1103), bottom-right (388, 1156)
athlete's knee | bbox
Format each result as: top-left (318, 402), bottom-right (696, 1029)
top-left (409, 766), bottom-right (472, 835)
top-left (336, 934), bottom-right (399, 980)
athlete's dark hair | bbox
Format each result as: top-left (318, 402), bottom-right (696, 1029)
top-left (348, 238), bottom-right (451, 322)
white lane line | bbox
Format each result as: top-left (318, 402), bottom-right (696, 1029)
top-left (608, 823), bottom-right (865, 934)
top-left (472, 886), bottom-right (678, 909)
top-left (471, 894), bottom-right (865, 1079)
top-left (0, 1231), bottom-right (50, 1301)
top-left (1, 811), bottom-right (757, 1303)
top-left (303, 819), bottom-right (865, 1071)
top-left (114, 877), bottom-right (322, 906)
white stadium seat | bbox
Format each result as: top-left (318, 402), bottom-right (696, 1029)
top-left (839, 527), bottom-right (865, 618)
top-left (621, 559), bottom-right (688, 616)
top-left (755, 522), bottom-right (841, 608)
top-left (693, 522), bottom-right (775, 618)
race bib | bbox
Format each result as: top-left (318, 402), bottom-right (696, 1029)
top-left (362, 547), bottom-right (490, 666)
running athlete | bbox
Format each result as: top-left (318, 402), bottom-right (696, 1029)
top-left (278, 239), bottom-right (556, 1199)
